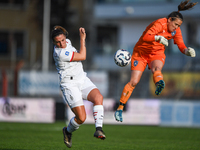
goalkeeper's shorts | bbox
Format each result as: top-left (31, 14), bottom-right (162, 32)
top-left (131, 50), bottom-right (166, 72)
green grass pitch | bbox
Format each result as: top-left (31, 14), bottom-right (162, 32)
top-left (0, 121), bottom-right (200, 150)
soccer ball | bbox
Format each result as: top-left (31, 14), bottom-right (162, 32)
top-left (114, 49), bottom-right (131, 67)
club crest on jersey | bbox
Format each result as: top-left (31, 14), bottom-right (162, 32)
top-left (133, 60), bottom-right (138, 67)
top-left (171, 30), bottom-right (176, 36)
top-left (65, 51), bottom-right (69, 56)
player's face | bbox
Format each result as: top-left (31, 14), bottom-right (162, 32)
top-left (167, 17), bottom-right (183, 33)
top-left (53, 34), bottom-right (67, 48)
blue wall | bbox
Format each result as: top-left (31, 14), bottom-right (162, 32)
top-left (160, 101), bottom-right (200, 127)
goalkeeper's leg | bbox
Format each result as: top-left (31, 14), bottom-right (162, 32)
top-left (114, 82), bottom-right (135, 122)
top-left (150, 59), bottom-right (165, 95)
top-left (153, 70), bottom-right (165, 95)
top-left (114, 70), bottom-right (143, 122)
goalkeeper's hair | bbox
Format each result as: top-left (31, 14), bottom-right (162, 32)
top-left (51, 25), bottom-right (68, 41)
top-left (167, 0), bottom-right (198, 21)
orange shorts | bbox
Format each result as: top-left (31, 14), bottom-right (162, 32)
top-left (131, 50), bottom-right (166, 71)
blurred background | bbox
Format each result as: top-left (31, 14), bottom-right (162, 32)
top-left (0, 0), bottom-right (200, 126)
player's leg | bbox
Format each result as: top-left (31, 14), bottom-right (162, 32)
top-left (87, 88), bottom-right (106, 140)
top-left (120, 70), bottom-right (143, 108)
top-left (115, 52), bottom-right (147, 122)
top-left (115, 70), bottom-right (143, 122)
top-left (81, 76), bottom-right (106, 139)
top-left (61, 84), bottom-right (86, 147)
top-left (63, 106), bottom-right (86, 148)
top-left (149, 59), bottom-right (165, 95)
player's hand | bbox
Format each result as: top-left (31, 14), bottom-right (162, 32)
top-left (155, 35), bottom-right (168, 46)
top-left (185, 47), bottom-right (196, 57)
top-left (79, 27), bottom-right (86, 40)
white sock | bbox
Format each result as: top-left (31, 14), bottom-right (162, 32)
top-left (93, 105), bottom-right (104, 128)
top-left (67, 117), bottom-right (80, 133)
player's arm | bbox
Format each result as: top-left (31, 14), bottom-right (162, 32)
top-left (174, 28), bottom-right (196, 57)
top-left (143, 21), bottom-right (168, 46)
top-left (72, 27), bottom-right (86, 61)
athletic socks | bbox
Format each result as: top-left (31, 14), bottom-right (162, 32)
top-left (93, 105), bottom-right (104, 128)
top-left (116, 71), bottom-right (163, 111)
top-left (67, 117), bottom-right (80, 133)
top-left (118, 82), bottom-right (135, 110)
top-left (66, 105), bottom-right (104, 133)
top-left (153, 70), bottom-right (163, 84)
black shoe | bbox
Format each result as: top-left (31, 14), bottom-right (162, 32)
top-left (63, 127), bottom-right (72, 148)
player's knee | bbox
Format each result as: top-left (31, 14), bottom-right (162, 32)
top-left (151, 67), bottom-right (162, 73)
top-left (93, 93), bottom-right (103, 105)
top-left (129, 80), bottom-right (138, 87)
top-left (76, 115), bottom-right (86, 124)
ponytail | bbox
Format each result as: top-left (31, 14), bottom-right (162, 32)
top-left (178, 0), bottom-right (198, 12)
top-left (167, 0), bottom-right (198, 21)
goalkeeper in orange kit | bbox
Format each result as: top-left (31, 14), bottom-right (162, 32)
top-left (115, 0), bottom-right (197, 122)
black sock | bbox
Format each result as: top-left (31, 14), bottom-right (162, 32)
top-left (96, 127), bottom-right (102, 131)
top-left (65, 127), bottom-right (69, 134)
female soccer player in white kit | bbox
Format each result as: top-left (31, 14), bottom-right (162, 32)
top-left (51, 26), bottom-right (106, 148)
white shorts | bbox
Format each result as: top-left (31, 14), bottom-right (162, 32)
top-left (60, 76), bottom-right (97, 108)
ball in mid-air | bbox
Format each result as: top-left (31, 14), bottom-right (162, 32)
top-left (114, 49), bottom-right (131, 67)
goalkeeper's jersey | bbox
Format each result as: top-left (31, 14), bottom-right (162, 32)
top-left (134, 18), bottom-right (187, 55)
top-left (53, 39), bottom-right (86, 82)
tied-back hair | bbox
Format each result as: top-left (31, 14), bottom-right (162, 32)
top-left (167, 0), bottom-right (198, 21)
top-left (178, 0), bottom-right (198, 11)
top-left (51, 25), bottom-right (68, 41)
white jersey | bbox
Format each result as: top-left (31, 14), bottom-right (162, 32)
top-left (53, 39), bottom-right (86, 82)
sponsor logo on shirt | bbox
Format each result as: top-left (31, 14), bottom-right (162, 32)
top-left (65, 51), bottom-right (69, 56)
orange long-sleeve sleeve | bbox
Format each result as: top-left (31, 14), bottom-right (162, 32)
top-left (173, 27), bottom-right (187, 54)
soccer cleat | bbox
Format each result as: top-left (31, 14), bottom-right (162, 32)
top-left (114, 110), bottom-right (123, 122)
top-left (155, 80), bottom-right (165, 95)
top-left (94, 130), bottom-right (106, 140)
top-left (63, 127), bottom-right (72, 148)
